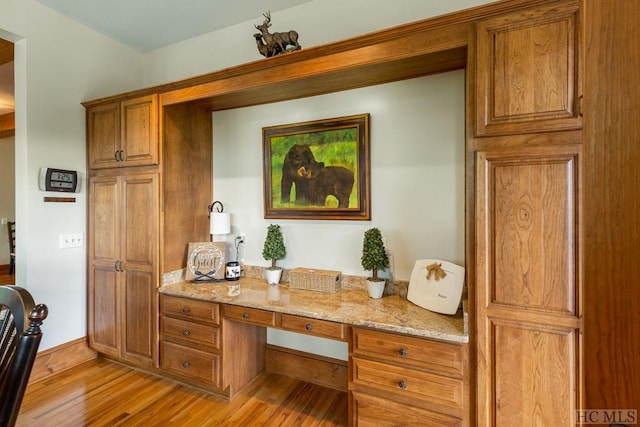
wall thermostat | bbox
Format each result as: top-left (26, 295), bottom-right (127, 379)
top-left (39, 167), bottom-right (80, 193)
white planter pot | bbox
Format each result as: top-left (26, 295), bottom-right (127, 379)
top-left (366, 279), bottom-right (386, 299)
top-left (265, 268), bottom-right (282, 285)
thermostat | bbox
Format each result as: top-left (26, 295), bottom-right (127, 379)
top-left (39, 167), bottom-right (80, 193)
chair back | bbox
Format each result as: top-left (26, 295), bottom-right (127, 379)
top-left (0, 285), bottom-right (48, 427)
top-left (7, 221), bottom-right (15, 275)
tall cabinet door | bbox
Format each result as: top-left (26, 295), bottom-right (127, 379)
top-left (120, 172), bottom-right (159, 367)
top-left (88, 171), bottom-right (159, 368)
top-left (88, 175), bottom-right (121, 357)
top-left (475, 147), bottom-right (581, 426)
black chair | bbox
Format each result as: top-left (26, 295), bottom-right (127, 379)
top-left (7, 221), bottom-right (15, 275)
top-left (0, 285), bottom-right (48, 427)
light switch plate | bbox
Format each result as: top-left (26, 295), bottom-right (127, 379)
top-left (59, 233), bottom-right (84, 248)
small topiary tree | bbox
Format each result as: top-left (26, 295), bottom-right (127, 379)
top-left (262, 224), bottom-right (286, 270)
top-left (361, 227), bottom-right (389, 281)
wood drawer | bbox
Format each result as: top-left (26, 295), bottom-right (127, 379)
top-left (161, 316), bottom-right (220, 349)
top-left (279, 313), bottom-right (347, 341)
top-left (223, 305), bottom-right (276, 327)
top-left (161, 295), bottom-right (219, 324)
top-left (161, 341), bottom-right (221, 388)
top-left (352, 328), bottom-right (464, 377)
top-left (352, 357), bottom-right (464, 415)
top-left (351, 391), bottom-right (462, 427)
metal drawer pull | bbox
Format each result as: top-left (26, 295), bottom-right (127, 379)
top-left (182, 330), bottom-right (190, 336)
top-left (242, 313), bottom-right (249, 320)
top-left (182, 307), bottom-right (189, 313)
top-left (305, 323), bottom-right (313, 331)
top-left (182, 361), bottom-right (190, 369)
top-left (399, 348), bottom-right (408, 357)
top-left (398, 380), bottom-right (407, 389)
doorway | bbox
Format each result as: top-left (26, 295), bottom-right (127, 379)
top-left (0, 37), bottom-right (15, 281)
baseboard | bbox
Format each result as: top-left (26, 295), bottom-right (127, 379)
top-left (265, 344), bottom-right (348, 392)
top-left (0, 264), bottom-right (10, 274)
top-left (30, 337), bottom-right (97, 383)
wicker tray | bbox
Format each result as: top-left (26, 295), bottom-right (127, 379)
top-left (289, 268), bottom-right (341, 293)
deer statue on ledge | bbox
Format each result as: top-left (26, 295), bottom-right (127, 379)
top-left (254, 11), bottom-right (301, 58)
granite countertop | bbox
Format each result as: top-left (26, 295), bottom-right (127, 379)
top-left (160, 278), bottom-right (469, 344)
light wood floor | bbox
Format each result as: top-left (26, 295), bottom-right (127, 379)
top-left (18, 358), bottom-right (348, 426)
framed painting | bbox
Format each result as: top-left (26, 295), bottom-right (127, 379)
top-left (262, 114), bottom-right (370, 220)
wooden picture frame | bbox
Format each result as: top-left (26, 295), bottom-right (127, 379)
top-left (262, 114), bottom-right (370, 220)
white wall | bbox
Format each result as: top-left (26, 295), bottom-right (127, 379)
top-left (214, 72), bottom-right (466, 279)
top-left (214, 72), bottom-right (465, 360)
top-left (0, 0), bottom-right (142, 350)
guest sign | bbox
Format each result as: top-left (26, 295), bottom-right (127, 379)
top-left (186, 242), bottom-right (225, 282)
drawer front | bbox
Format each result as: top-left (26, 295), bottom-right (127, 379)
top-left (351, 391), bottom-right (462, 427)
top-left (161, 295), bottom-right (219, 324)
top-left (280, 314), bottom-right (347, 341)
top-left (161, 316), bottom-right (220, 349)
top-left (352, 357), bottom-right (464, 414)
top-left (352, 328), bottom-right (464, 376)
top-left (161, 342), bottom-right (221, 387)
top-left (223, 305), bottom-right (276, 327)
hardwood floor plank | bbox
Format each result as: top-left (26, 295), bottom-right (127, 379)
top-left (18, 357), bottom-right (348, 426)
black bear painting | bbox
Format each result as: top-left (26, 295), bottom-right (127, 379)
top-left (263, 114), bottom-right (370, 220)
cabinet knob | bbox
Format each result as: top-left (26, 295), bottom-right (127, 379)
top-left (182, 307), bottom-right (189, 313)
top-left (242, 313), bottom-right (249, 320)
top-left (398, 380), bottom-right (407, 390)
top-left (182, 361), bottom-right (190, 369)
top-left (305, 323), bottom-right (313, 331)
top-left (182, 330), bottom-right (190, 336)
top-left (399, 348), bottom-right (408, 357)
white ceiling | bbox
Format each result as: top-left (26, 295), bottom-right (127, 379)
top-left (34, 0), bottom-right (314, 53)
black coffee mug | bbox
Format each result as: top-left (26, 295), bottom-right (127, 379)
top-left (225, 261), bottom-right (240, 281)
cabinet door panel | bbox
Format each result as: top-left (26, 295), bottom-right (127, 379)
top-left (479, 151), bottom-right (577, 315)
top-left (492, 320), bottom-right (578, 426)
top-left (121, 95), bottom-right (158, 166)
top-left (89, 266), bottom-right (119, 356)
top-left (88, 102), bottom-right (120, 169)
top-left (475, 2), bottom-right (581, 136)
top-left (89, 175), bottom-right (120, 262)
top-left (122, 270), bottom-right (156, 366)
top-left (122, 172), bottom-right (158, 268)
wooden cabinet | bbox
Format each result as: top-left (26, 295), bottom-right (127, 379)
top-left (158, 296), bottom-right (267, 397)
top-left (86, 99), bottom-right (213, 369)
top-left (350, 328), bottom-right (468, 426)
top-left (475, 1), bottom-right (581, 136)
top-left (87, 95), bottom-right (158, 169)
top-left (88, 170), bottom-right (159, 367)
top-left (160, 295), bottom-right (222, 388)
top-left (474, 146), bottom-right (581, 426)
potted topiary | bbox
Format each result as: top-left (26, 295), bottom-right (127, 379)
top-left (262, 224), bottom-right (286, 285)
top-left (361, 227), bottom-right (390, 298)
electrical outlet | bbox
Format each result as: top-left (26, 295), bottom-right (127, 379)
top-left (59, 233), bottom-right (84, 249)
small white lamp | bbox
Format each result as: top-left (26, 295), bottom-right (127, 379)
top-left (209, 201), bottom-right (231, 241)
top-left (208, 201), bottom-right (230, 280)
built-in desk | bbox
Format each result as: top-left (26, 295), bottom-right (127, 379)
top-left (159, 278), bottom-right (470, 425)
top-left (160, 278), bottom-right (468, 343)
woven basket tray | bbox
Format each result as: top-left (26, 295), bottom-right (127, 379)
top-left (289, 268), bottom-right (341, 293)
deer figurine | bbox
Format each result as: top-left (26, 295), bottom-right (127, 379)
top-left (254, 11), bottom-right (301, 57)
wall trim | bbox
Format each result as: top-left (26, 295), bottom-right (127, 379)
top-left (30, 337), bottom-right (97, 384)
